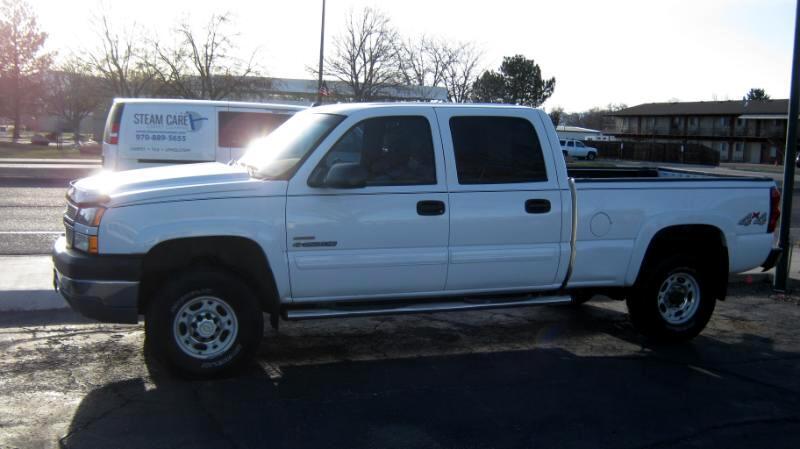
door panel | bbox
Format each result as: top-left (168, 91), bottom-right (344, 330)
top-left (435, 108), bottom-right (565, 292)
top-left (286, 107), bottom-right (450, 301)
top-left (287, 193), bottom-right (449, 299)
top-left (447, 190), bottom-right (562, 290)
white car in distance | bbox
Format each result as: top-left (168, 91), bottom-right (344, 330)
top-left (560, 138), bottom-right (598, 160)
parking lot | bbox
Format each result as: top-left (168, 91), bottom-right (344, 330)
top-left (0, 280), bottom-right (799, 448)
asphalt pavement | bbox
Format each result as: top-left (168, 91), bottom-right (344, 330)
top-left (0, 178), bottom-right (69, 255)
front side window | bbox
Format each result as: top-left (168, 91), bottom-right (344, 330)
top-left (576, 141), bottom-right (585, 148)
top-left (312, 116), bottom-right (436, 186)
top-left (449, 116), bottom-right (547, 184)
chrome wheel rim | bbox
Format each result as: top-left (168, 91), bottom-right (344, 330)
top-left (657, 272), bottom-right (700, 325)
top-left (173, 295), bottom-right (238, 359)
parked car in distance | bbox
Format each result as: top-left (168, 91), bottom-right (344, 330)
top-left (55, 103), bottom-right (781, 377)
top-left (30, 134), bottom-right (50, 146)
top-left (102, 98), bottom-right (305, 171)
top-left (560, 138), bottom-right (598, 160)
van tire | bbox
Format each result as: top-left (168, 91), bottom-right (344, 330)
top-left (626, 256), bottom-right (715, 342)
top-left (145, 269), bottom-right (263, 378)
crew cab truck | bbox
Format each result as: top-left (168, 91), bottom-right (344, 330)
top-left (53, 103), bottom-right (781, 377)
top-left (560, 138), bottom-right (598, 160)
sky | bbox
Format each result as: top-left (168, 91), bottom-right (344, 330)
top-left (28, 0), bottom-right (797, 112)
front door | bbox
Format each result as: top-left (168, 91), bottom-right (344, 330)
top-left (435, 108), bottom-right (564, 292)
top-left (286, 109), bottom-right (449, 301)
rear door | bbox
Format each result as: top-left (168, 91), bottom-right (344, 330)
top-left (118, 102), bottom-right (217, 168)
top-left (218, 108), bottom-right (295, 162)
top-left (285, 107), bottom-right (450, 301)
top-left (435, 108), bottom-right (564, 292)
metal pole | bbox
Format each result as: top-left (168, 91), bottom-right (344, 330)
top-left (316, 0), bottom-right (326, 105)
top-left (774, 0), bottom-right (800, 292)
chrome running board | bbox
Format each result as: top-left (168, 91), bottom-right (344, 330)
top-left (285, 295), bottom-right (572, 320)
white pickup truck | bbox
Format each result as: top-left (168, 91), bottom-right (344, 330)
top-left (53, 103), bottom-right (781, 376)
top-left (560, 138), bottom-right (598, 160)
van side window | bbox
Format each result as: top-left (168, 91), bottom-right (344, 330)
top-left (313, 116), bottom-right (436, 186)
top-left (449, 116), bottom-right (547, 184)
top-left (218, 111), bottom-right (291, 148)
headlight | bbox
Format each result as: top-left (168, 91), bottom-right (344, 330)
top-left (75, 207), bottom-right (105, 227)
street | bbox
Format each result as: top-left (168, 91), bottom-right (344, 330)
top-left (1, 281), bottom-right (799, 448)
top-left (0, 178), bottom-right (70, 255)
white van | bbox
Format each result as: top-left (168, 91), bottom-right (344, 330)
top-left (102, 98), bottom-right (305, 171)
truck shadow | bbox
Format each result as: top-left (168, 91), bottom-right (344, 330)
top-left (58, 301), bottom-right (800, 449)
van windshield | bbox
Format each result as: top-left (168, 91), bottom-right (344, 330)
top-left (238, 112), bottom-right (344, 179)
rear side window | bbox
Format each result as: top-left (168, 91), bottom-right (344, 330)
top-left (218, 111), bottom-right (291, 148)
top-left (449, 116), bottom-right (547, 184)
top-left (313, 116), bottom-right (436, 186)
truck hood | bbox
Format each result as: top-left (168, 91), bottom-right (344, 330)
top-left (68, 162), bottom-right (281, 206)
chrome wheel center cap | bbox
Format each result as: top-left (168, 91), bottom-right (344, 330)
top-left (197, 319), bottom-right (217, 338)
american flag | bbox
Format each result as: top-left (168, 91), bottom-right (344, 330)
top-left (319, 81), bottom-right (330, 97)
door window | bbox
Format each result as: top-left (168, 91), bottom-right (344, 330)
top-left (449, 116), bottom-right (547, 184)
top-left (576, 141), bottom-right (585, 148)
top-left (218, 111), bottom-right (292, 148)
top-left (313, 116), bottom-right (436, 186)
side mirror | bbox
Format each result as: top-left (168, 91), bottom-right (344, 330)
top-left (323, 162), bottom-right (367, 189)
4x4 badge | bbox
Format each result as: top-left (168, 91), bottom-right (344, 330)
top-left (739, 212), bottom-right (767, 226)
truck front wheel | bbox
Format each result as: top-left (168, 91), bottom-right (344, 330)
top-left (145, 270), bottom-right (264, 377)
top-left (626, 257), bottom-right (716, 341)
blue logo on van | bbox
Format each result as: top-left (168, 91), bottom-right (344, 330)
top-left (186, 111), bottom-right (208, 131)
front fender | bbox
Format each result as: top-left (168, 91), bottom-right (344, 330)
top-left (99, 197), bottom-right (290, 299)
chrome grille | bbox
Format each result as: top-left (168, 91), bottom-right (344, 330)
top-left (65, 202), bottom-right (78, 221)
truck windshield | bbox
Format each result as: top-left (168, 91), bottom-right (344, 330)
top-left (238, 112), bottom-right (344, 179)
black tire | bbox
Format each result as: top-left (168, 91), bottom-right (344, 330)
top-left (145, 269), bottom-right (264, 377)
top-left (626, 256), bottom-right (716, 342)
top-left (587, 152), bottom-right (597, 161)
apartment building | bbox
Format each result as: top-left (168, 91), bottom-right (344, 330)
top-left (607, 100), bottom-right (789, 163)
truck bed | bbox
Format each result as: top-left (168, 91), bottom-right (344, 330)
top-left (567, 166), bottom-right (768, 181)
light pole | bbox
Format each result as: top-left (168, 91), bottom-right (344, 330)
top-left (316, 0), bottom-right (326, 105)
top-left (774, 0), bottom-right (800, 292)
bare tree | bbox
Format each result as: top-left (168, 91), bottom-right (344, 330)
top-left (149, 13), bottom-right (259, 100)
top-left (325, 7), bottom-right (401, 101)
top-left (84, 14), bottom-right (154, 98)
top-left (49, 58), bottom-right (106, 145)
top-left (396, 36), bottom-right (456, 100)
top-left (441, 42), bottom-right (482, 103)
top-left (0, 0), bottom-right (52, 141)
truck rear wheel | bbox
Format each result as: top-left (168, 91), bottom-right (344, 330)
top-left (626, 256), bottom-right (715, 342)
top-left (145, 270), bottom-right (264, 377)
